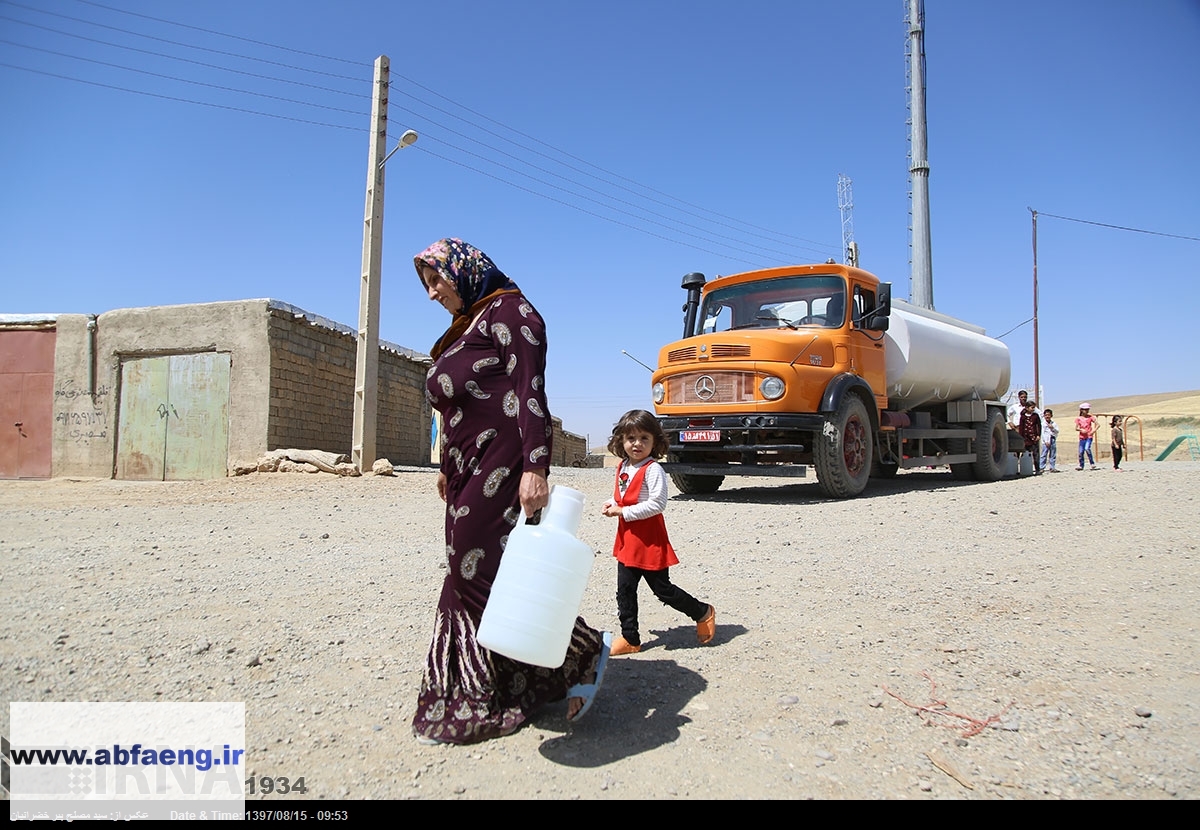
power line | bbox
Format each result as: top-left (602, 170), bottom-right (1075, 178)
top-left (1037, 211), bottom-right (1200, 243)
top-left (0, 13), bottom-right (369, 100)
top-left (416, 145), bottom-right (769, 268)
top-left (995, 318), bottom-right (1032, 340)
top-left (63, 0), bottom-right (828, 251)
top-left (3, 0), bottom-right (842, 262)
top-left (2, 40), bottom-right (366, 117)
top-left (72, 0), bottom-right (370, 68)
top-left (5, 1), bottom-right (366, 82)
top-left (0, 62), bottom-right (362, 131)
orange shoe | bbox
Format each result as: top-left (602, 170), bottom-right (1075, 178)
top-left (696, 605), bottom-right (716, 644)
top-left (610, 635), bottom-right (641, 655)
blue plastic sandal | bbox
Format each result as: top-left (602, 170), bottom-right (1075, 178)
top-left (566, 632), bottom-right (612, 722)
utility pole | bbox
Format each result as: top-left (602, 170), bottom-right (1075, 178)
top-left (1030, 207), bottom-right (1040, 406)
top-left (352, 56), bottom-right (389, 474)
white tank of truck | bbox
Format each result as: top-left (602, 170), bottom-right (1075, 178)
top-left (884, 299), bottom-right (1011, 410)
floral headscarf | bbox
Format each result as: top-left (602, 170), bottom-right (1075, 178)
top-left (414, 238), bottom-right (520, 358)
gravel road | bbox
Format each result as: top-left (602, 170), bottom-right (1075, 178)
top-left (3, 461), bottom-right (1197, 800)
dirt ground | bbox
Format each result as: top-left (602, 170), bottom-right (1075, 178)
top-left (3, 460), bottom-right (1198, 800)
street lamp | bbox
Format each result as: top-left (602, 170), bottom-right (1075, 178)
top-left (380, 129), bottom-right (419, 168)
top-left (352, 54), bottom-right (419, 474)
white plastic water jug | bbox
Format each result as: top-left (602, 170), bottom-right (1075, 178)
top-left (477, 485), bottom-right (595, 668)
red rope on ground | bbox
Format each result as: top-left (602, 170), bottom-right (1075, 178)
top-left (881, 671), bottom-right (1013, 738)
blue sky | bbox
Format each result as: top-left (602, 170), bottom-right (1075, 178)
top-left (3, 0), bottom-right (1198, 448)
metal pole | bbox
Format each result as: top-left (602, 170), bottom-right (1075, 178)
top-left (353, 56), bottom-right (389, 474)
top-left (908, 0), bottom-right (934, 309)
top-left (1031, 208), bottom-right (1040, 407)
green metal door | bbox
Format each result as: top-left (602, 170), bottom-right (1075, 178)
top-left (115, 355), bottom-right (168, 480)
top-left (164, 352), bottom-right (230, 480)
top-left (116, 353), bottom-right (231, 480)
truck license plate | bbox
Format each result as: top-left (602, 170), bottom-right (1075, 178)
top-left (681, 430), bottom-right (721, 442)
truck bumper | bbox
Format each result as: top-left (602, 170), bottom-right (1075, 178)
top-left (658, 413), bottom-right (824, 478)
top-left (662, 462), bottom-right (808, 479)
top-left (659, 413), bottom-right (828, 431)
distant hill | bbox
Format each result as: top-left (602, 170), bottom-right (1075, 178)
top-left (1047, 390), bottom-right (1200, 417)
top-left (1046, 390), bottom-right (1200, 462)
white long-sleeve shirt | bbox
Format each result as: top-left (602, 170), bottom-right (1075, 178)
top-left (610, 458), bottom-right (669, 522)
top-left (1042, 419), bottom-right (1059, 445)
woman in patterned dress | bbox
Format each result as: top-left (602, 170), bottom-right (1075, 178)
top-left (411, 238), bottom-right (609, 744)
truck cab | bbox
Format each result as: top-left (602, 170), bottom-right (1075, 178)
top-left (652, 264), bottom-right (891, 497)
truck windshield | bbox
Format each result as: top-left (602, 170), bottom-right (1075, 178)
top-left (698, 275), bottom-right (847, 334)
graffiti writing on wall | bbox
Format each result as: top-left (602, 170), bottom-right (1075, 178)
top-left (54, 379), bottom-right (111, 403)
top-left (56, 410), bottom-right (105, 426)
top-left (55, 380), bottom-right (111, 446)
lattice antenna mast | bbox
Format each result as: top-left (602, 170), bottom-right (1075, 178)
top-left (837, 174), bottom-right (858, 267)
top-left (905, 0), bottom-right (934, 308)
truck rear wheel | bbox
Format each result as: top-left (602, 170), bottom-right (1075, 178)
top-left (972, 408), bottom-right (1007, 481)
top-left (814, 395), bottom-right (872, 499)
top-left (667, 455), bottom-right (724, 495)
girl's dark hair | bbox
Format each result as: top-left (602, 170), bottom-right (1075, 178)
top-left (607, 409), bottom-right (669, 459)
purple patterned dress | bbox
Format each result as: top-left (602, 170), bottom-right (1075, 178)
top-left (412, 291), bottom-right (604, 744)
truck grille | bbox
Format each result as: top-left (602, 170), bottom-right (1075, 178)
top-left (667, 344), bottom-right (751, 362)
top-left (667, 371), bottom-right (756, 404)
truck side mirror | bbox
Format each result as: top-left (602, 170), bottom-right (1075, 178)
top-left (866, 283), bottom-right (891, 331)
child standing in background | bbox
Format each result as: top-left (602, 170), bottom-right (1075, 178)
top-left (1075, 403), bottom-right (1098, 470)
top-left (1019, 400), bottom-right (1043, 475)
top-left (602, 410), bottom-right (715, 656)
top-left (1041, 408), bottom-right (1060, 472)
top-left (1111, 415), bottom-right (1126, 470)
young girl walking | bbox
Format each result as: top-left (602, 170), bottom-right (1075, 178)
top-left (601, 409), bottom-right (715, 656)
top-left (1075, 403), bottom-right (1098, 470)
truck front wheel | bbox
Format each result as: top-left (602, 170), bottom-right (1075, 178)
top-left (667, 456), bottom-right (724, 495)
top-left (814, 395), bottom-right (873, 499)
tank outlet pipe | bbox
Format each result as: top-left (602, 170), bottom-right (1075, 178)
top-left (681, 272), bottom-right (706, 337)
top-left (86, 315), bottom-right (98, 396)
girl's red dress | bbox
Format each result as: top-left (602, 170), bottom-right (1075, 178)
top-left (611, 460), bottom-right (679, 571)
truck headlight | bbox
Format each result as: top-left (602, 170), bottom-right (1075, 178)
top-left (652, 382), bottom-right (665, 404)
top-left (759, 376), bottom-right (785, 400)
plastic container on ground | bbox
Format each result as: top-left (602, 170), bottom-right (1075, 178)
top-left (1005, 453), bottom-right (1035, 476)
top-left (477, 485), bottom-right (596, 668)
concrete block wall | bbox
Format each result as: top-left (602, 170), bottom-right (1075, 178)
top-left (265, 306), bottom-right (432, 465)
top-left (377, 347), bottom-right (433, 466)
top-left (551, 422), bottom-right (587, 467)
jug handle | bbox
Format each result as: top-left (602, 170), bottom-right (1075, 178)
top-left (518, 508), bottom-right (542, 527)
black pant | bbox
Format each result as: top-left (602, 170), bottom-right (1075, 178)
top-left (617, 562), bottom-right (708, 646)
top-left (1113, 446), bottom-right (1123, 469)
top-left (1025, 442), bottom-right (1041, 473)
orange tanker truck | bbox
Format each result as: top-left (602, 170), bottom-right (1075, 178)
top-left (651, 263), bottom-right (1017, 499)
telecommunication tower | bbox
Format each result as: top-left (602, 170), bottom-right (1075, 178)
top-left (837, 174), bottom-right (858, 268)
